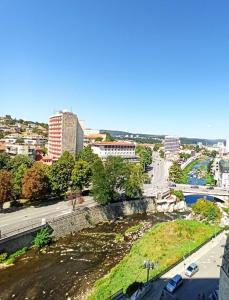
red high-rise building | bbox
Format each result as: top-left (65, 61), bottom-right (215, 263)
top-left (48, 111), bottom-right (83, 160)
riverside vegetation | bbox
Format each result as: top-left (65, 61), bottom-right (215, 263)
top-left (0, 145), bottom-right (152, 209)
top-left (87, 219), bottom-right (220, 300)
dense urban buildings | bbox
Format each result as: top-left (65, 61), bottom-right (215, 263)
top-left (91, 141), bottom-right (137, 161)
top-left (216, 160), bottom-right (229, 190)
top-left (48, 111), bottom-right (83, 160)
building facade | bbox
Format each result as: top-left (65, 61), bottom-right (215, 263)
top-left (164, 136), bottom-right (180, 157)
top-left (219, 236), bottom-right (229, 300)
top-left (216, 160), bottom-right (229, 190)
top-left (91, 141), bottom-right (137, 161)
top-left (48, 111), bottom-right (83, 160)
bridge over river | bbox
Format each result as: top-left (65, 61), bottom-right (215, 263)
top-left (174, 184), bottom-right (229, 202)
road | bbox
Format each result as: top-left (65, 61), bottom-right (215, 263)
top-left (145, 231), bottom-right (227, 300)
top-left (144, 152), bottom-right (169, 197)
top-left (0, 197), bottom-right (96, 236)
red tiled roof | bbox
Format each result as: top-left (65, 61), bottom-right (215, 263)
top-left (93, 141), bottom-right (135, 146)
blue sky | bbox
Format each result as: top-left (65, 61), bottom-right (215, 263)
top-left (0, 0), bottom-right (229, 138)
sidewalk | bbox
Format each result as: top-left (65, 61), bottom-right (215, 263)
top-left (144, 231), bottom-right (227, 300)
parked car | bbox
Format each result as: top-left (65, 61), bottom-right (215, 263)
top-left (207, 186), bottom-right (214, 190)
top-left (165, 274), bottom-right (183, 293)
top-left (185, 263), bottom-right (199, 277)
top-left (169, 183), bottom-right (176, 187)
top-left (191, 185), bottom-right (199, 189)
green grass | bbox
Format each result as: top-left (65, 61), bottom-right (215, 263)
top-left (114, 233), bottom-right (124, 242)
top-left (125, 224), bottom-right (143, 235)
top-left (87, 220), bottom-right (220, 300)
top-left (179, 159), bottom-right (202, 184)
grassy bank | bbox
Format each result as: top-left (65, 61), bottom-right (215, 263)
top-left (180, 159), bottom-right (202, 184)
top-left (87, 220), bottom-right (220, 300)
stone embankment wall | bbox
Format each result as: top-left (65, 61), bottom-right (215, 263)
top-left (0, 198), bottom-right (187, 252)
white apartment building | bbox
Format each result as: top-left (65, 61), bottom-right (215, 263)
top-left (3, 134), bottom-right (46, 146)
top-left (91, 141), bottom-right (137, 161)
top-left (48, 111), bottom-right (83, 160)
top-left (5, 144), bottom-right (35, 159)
top-left (216, 160), bottom-right (229, 190)
top-left (164, 136), bottom-right (180, 158)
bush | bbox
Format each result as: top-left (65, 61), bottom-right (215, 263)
top-left (0, 252), bottom-right (8, 263)
top-left (5, 247), bottom-right (28, 265)
top-left (32, 228), bottom-right (52, 248)
top-left (192, 199), bottom-right (221, 222)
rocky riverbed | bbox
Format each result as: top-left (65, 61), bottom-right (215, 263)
top-left (0, 212), bottom-right (184, 300)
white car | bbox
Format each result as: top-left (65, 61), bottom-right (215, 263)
top-left (185, 263), bottom-right (199, 277)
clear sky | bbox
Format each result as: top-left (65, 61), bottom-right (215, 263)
top-left (0, 0), bottom-right (229, 139)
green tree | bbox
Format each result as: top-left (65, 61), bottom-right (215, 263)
top-left (0, 170), bottom-right (14, 208)
top-left (124, 164), bottom-right (147, 199)
top-left (13, 164), bottom-right (28, 198)
top-left (153, 144), bottom-right (160, 152)
top-left (49, 162), bottom-right (70, 196)
top-left (8, 155), bottom-right (33, 173)
top-left (192, 199), bottom-right (221, 222)
top-left (169, 162), bottom-right (182, 183)
top-left (71, 160), bottom-right (92, 192)
top-left (136, 145), bottom-right (152, 168)
top-left (105, 133), bottom-right (115, 142)
top-left (0, 153), bottom-right (11, 170)
top-left (77, 146), bottom-right (99, 164)
top-left (170, 189), bottom-right (184, 201)
top-left (58, 151), bottom-right (75, 172)
top-left (159, 149), bottom-right (165, 159)
top-left (22, 163), bottom-right (50, 201)
top-left (92, 156), bottom-right (127, 204)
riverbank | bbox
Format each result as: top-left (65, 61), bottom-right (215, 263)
top-left (87, 220), bottom-right (221, 300)
top-left (179, 157), bottom-right (215, 185)
top-left (0, 213), bottom-right (178, 300)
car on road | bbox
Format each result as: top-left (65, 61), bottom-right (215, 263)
top-left (169, 183), bottom-right (176, 187)
top-left (185, 263), bottom-right (199, 277)
top-left (191, 185), bottom-right (199, 189)
top-left (165, 274), bottom-right (183, 293)
top-left (207, 186), bottom-right (214, 190)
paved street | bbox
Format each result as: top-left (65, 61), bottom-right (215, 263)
top-left (0, 197), bottom-right (96, 236)
top-left (144, 152), bottom-right (169, 197)
top-left (145, 231), bottom-right (227, 300)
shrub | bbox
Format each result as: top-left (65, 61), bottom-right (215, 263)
top-left (114, 233), bottom-right (124, 242)
top-left (0, 252), bottom-right (8, 263)
top-left (192, 199), bottom-right (221, 222)
top-left (5, 247), bottom-right (28, 265)
top-left (32, 228), bottom-right (52, 248)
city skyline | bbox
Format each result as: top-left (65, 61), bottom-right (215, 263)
top-left (1, 0), bottom-right (229, 138)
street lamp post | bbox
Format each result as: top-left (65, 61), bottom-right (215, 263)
top-left (143, 260), bottom-right (154, 282)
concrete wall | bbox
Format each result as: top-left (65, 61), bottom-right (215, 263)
top-left (0, 197), bottom-right (187, 252)
top-left (0, 225), bottom-right (46, 254)
top-left (49, 198), bottom-right (157, 238)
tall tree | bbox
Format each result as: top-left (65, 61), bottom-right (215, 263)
top-left (124, 164), bottom-right (147, 199)
top-left (169, 162), bottom-right (182, 183)
top-left (22, 163), bottom-right (50, 201)
top-left (0, 170), bottom-right (14, 208)
top-left (136, 145), bottom-right (153, 168)
top-left (0, 153), bottom-right (11, 170)
top-left (105, 133), bottom-right (115, 142)
top-left (92, 156), bottom-right (128, 204)
top-left (8, 155), bottom-right (33, 172)
top-left (77, 146), bottom-right (99, 164)
top-left (71, 160), bottom-right (92, 192)
top-left (13, 164), bottom-right (28, 198)
top-left (49, 162), bottom-right (70, 196)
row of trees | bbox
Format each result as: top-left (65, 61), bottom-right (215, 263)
top-left (0, 146), bottom-right (150, 208)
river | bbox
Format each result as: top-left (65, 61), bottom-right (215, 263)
top-left (0, 213), bottom-right (182, 300)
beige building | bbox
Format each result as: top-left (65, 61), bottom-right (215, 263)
top-left (48, 111), bottom-right (83, 160)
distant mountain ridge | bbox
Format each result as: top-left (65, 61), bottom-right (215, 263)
top-left (100, 129), bottom-right (225, 145)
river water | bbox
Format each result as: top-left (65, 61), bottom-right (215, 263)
top-left (0, 213), bottom-right (180, 300)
